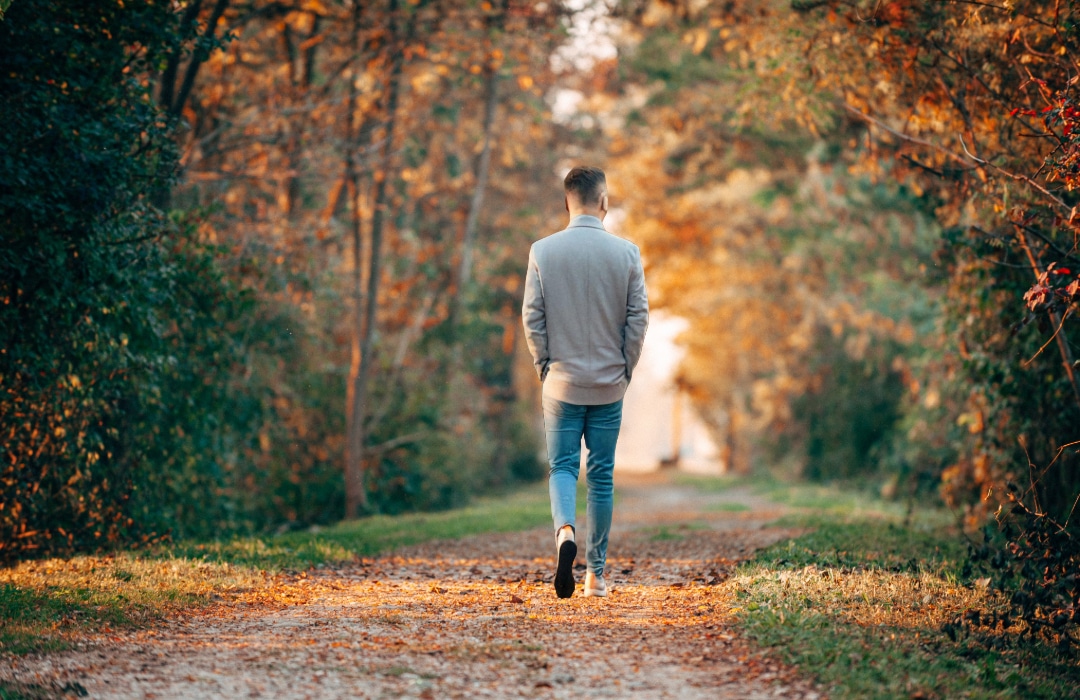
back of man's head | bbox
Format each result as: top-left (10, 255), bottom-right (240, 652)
top-left (564, 166), bottom-right (606, 207)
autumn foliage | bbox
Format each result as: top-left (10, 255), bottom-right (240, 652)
top-left (1, 0), bottom-right (565, 561)
top-left (4, 0), bottom-right (1080, 659)
top-left (596, 0), bottom-right (1080, 649)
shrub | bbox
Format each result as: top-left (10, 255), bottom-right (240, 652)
top-left (966, 478), bottom-right (1080, 654)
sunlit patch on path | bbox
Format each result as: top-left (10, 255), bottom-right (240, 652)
top-left (3, 477), bottom-right (822, 698)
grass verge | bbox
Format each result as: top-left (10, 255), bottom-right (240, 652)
top-left (715, 477), bottom-right (1080, 699)
top-left (0, 484), bottom-right (551, 657)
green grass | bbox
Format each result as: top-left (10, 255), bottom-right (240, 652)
top-left (0, 679), bottom-right (70, 700)
top-left (0, 574), bottom-right (198, 655)
top-left (170, 484), bottom-right (553, 569)
top-left (706, 501), bottom-right (751, 512)
top-left (646, 522), bottom-right (710, 541)
top-left (672, 472), bottom-right (754, 492)
top-left (0, 483), bottom-right (553, 656)
top-left (727, 482), bottom-right (1080, 699)
top-left (755, 480), bottom-right (912, 519)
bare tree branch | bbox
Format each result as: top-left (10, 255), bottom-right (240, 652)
top-left (159, 0), bottom-right (204, 110)
top-left (959, 134), bottom-right (1070, 211)
top-left (844, 103), bottom-right (973, 166)
top-left (1013, 222), bottom-right (1080, 266)
top-left (170, 0), bottom-right (231, 118)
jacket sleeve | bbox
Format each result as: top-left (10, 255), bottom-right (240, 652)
top-left (623, 246), bottom-right (649, 380)
top-left (521, 246), bottom-right (549, 380)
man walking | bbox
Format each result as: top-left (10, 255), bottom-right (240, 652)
top-left (521, 166), bottom-right (649, 599)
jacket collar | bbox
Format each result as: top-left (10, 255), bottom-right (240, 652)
top-left (568, 214), bottom-right (606, 231)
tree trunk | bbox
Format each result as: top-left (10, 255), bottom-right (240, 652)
top-left (158, 0), bottom-right (204, 111)
top-left (456, 67), bottom-right (498, 297)
top-left (345, 0), bottom-right (410, 519)
top-left (343, 0), bottom-right (369, 519)
top-left (451, 0), bottom-right (507, 329)
top-left (281, 13), bottom-right (320, 222)
top-left (169, 0), bottom-right (230, 120)
top-left (153, 0), bottom-right (230, 211)
top-left (723, 401), bottom-right (737, 475)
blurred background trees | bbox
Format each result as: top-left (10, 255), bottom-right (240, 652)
top-left (607, 0), bottom-right (941, 486)
top-left (169, 0), bottom-right (565, 521)
top-left (1, 0), bottom-right (563, 560)
top-left (598, 0), bottom-right (1079, 526)
top-left (3, 0), bottom-right (1079, 572)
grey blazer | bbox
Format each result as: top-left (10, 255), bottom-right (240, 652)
top-left (522, 215), bottom-right (649, 405)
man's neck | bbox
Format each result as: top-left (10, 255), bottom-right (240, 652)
top-left (568, 208), bottom-right (605, 222)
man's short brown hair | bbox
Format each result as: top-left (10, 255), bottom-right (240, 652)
top-left (564, 166), bottom-right (606, 206)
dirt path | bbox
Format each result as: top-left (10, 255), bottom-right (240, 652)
top-left (6, 473), bottom-right (822, 699)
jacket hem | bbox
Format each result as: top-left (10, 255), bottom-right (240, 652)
top-left (542, 377), bottom-right (627, 406)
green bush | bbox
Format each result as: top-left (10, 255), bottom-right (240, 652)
top-left (0, 1), bottom-right (266, 557)
top-left (0, 0), bottom-right (545, 562)
top-left (768, 333), bottom-right (907, 483)
top-left (0, 0), bottom-right (185, 559)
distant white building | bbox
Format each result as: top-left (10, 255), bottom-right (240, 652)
top-left (615, 312), bottom-right (724, 474)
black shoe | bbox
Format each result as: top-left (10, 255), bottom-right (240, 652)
top-left (554, 527), bottom-right (577, 599)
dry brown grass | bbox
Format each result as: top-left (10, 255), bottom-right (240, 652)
top-left (731, 563), bottom-right (1004, 631)
top-left (729, 510), bottom-right (1080, 699)
top-left (0, 484), bottom-right (553, 656)
top-left (2, 554), bottom-right (262, 598)
top-left (0, 553), bottom-right (265, 653)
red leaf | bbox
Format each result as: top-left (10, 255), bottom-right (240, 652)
top-left (1024, 284), bottom-right (1051, 310)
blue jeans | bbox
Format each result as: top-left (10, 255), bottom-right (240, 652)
top-left (543, 396), bottom-right (623, 576)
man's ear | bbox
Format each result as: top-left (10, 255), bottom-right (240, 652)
top-left (600, 193), bottom-right (609, 213)
top-left (565, 194), bottom-right (570, 213)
